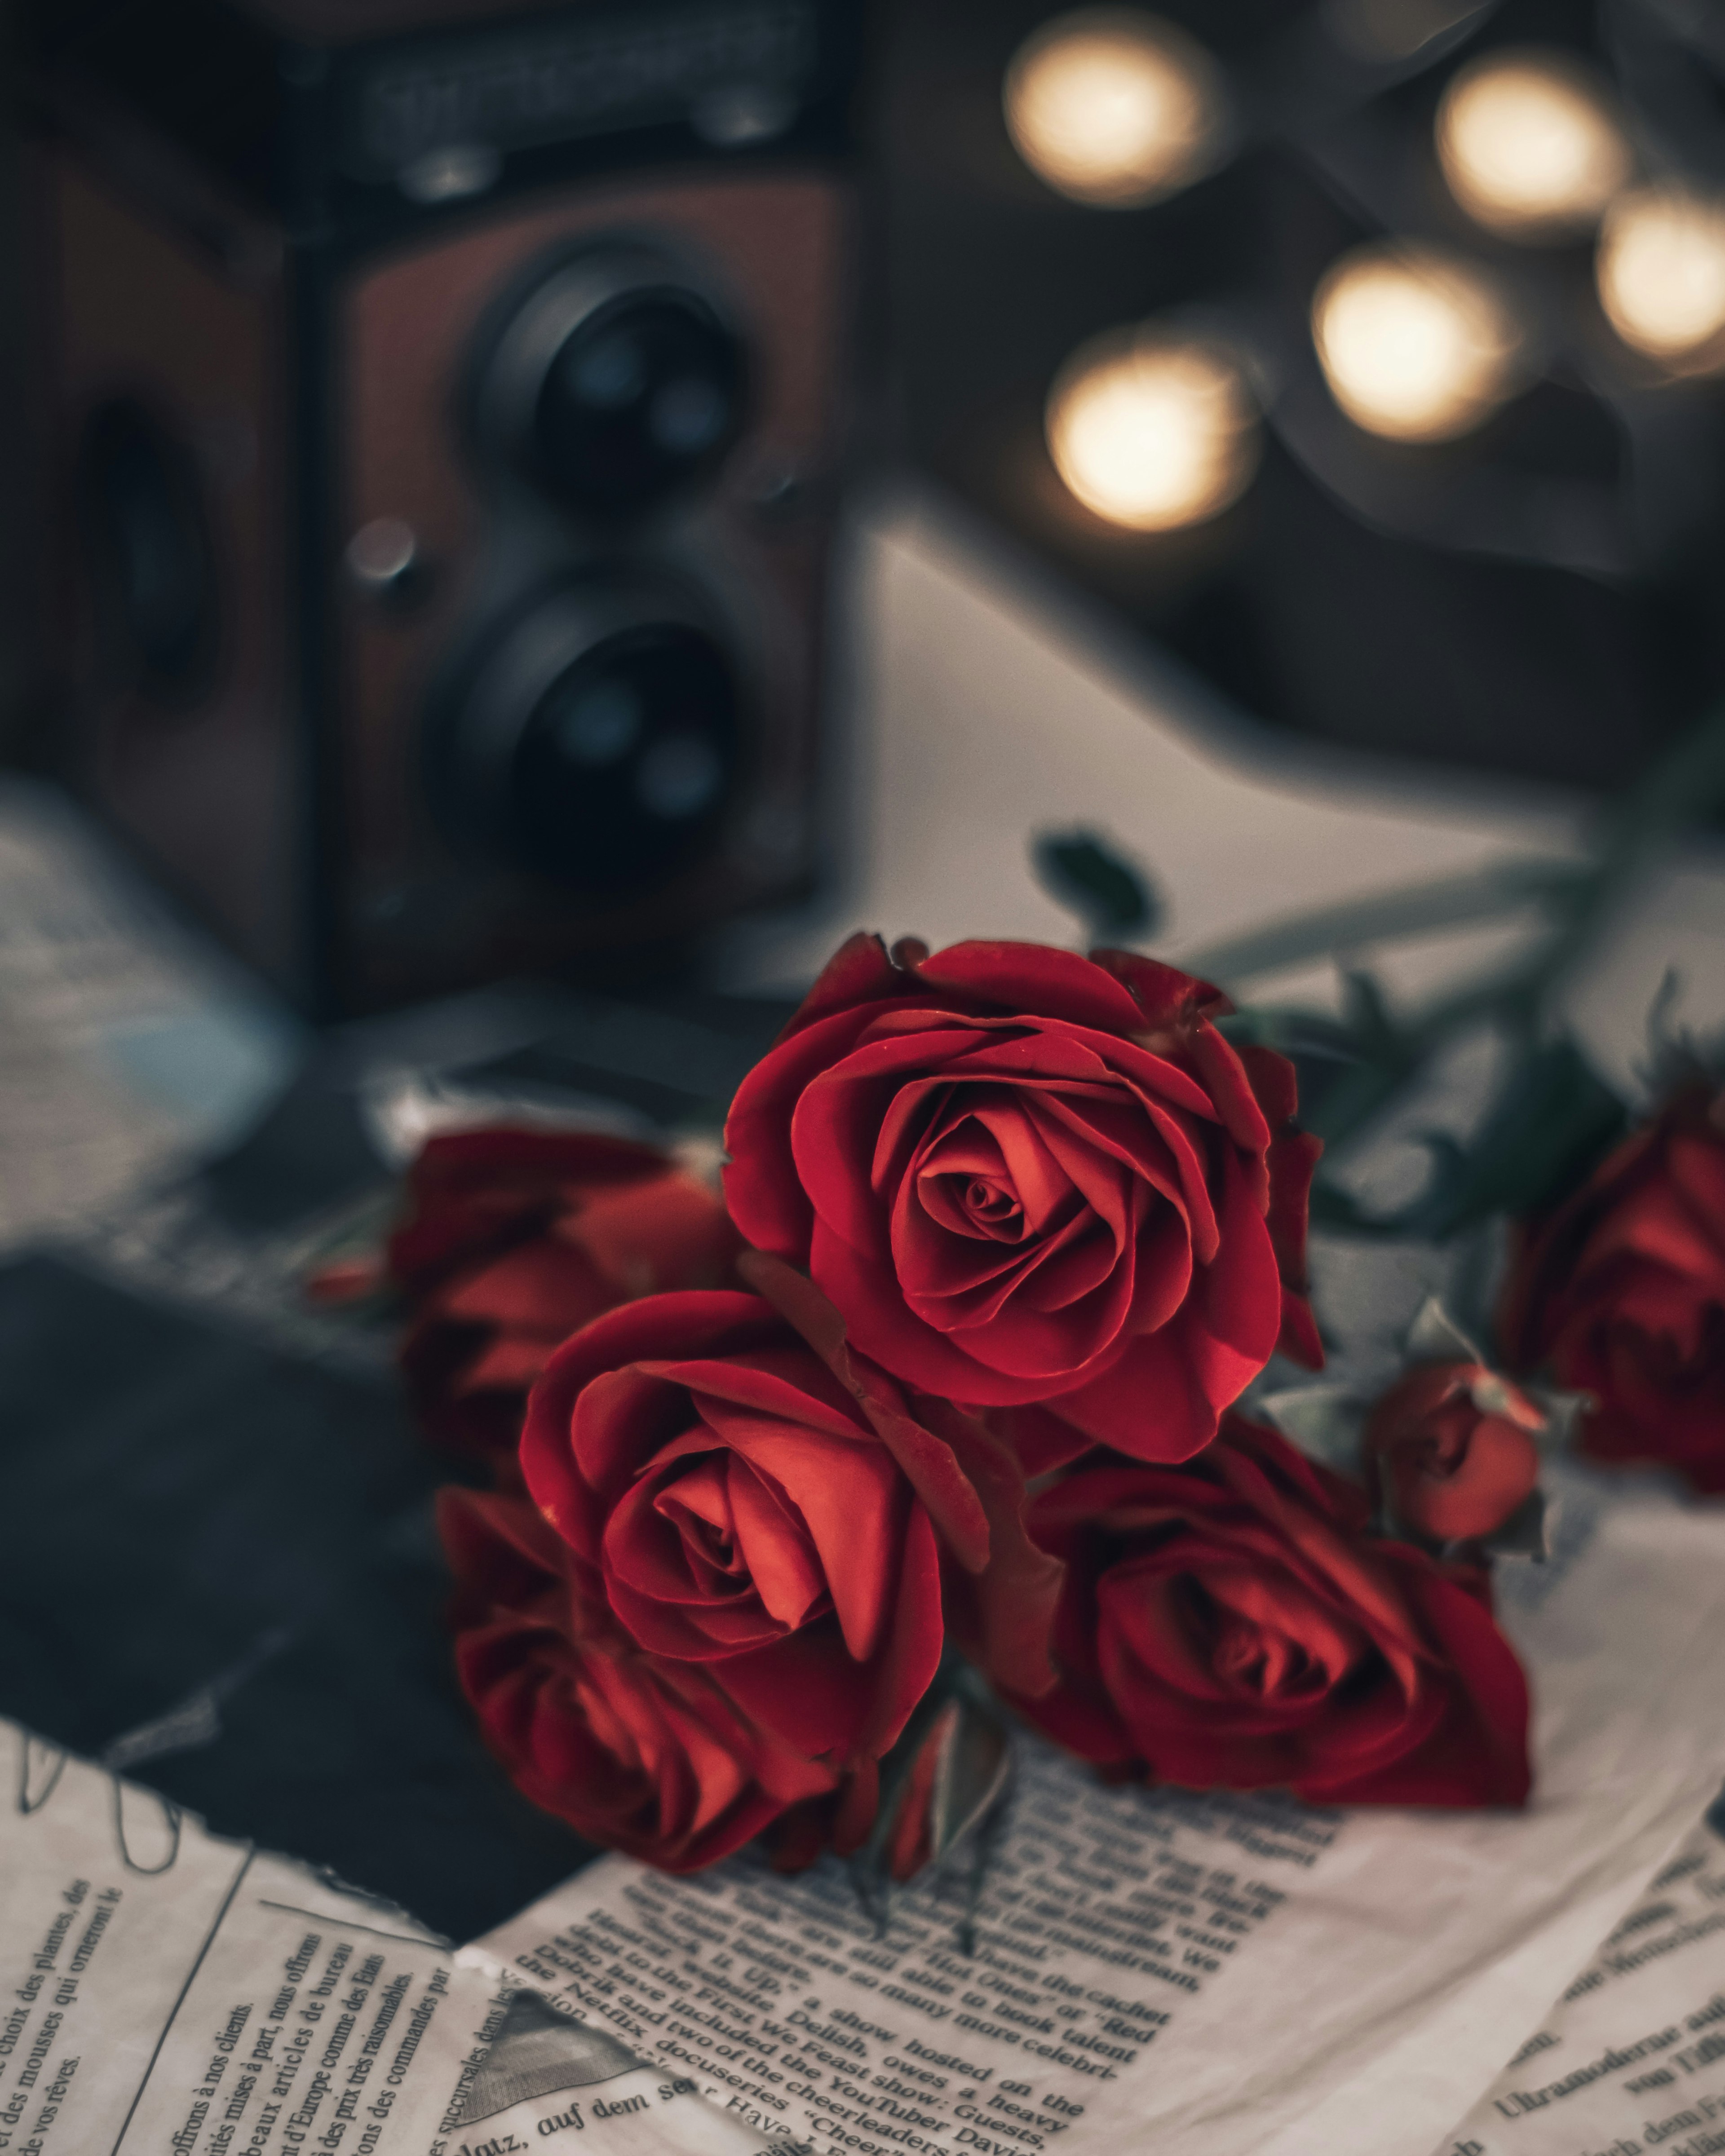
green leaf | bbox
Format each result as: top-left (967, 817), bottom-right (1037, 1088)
top-left (1310, 1038), bottom-right (1628, 1242)
top-left (1477, 1486), bottom-right (1557, 1564)
top-left (1300, 1053), bottom-right (1421, 1152)
top-left (1180, 858), bottom-right (1590, 990)
top-left (849, 1662), bottom-right (1015, 1936)
top-left (1404, 1296), bottom-right (1486, 1365)
top-left (1396, 1039), bottom-right (1627, 1238)
top-left (1604, 699), bottom-right (1725, 850)
top-left (1307, 1179), bottom-right (1398, 1233)
top-left (1031, 830), bottom-right (1159, 944)
top-left (1213, 1006), bottom-right (1365, 1061)
top-left (1340, 971), bottom-right (1402, 1058)
top-left (1255, 1384), bottom-right (1367, 1471)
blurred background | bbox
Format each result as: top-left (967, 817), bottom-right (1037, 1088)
top-left (886, 0), bottom-right (1725, 788)
top-left (2, 0), bottom-right (1725, 1939)
top-left (4, 0), bottom-right (1725, 1033)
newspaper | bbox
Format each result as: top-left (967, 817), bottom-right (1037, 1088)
top-left (20, 1475), bottom-right (1725, 2156)
top-left (0, 1721), bottom-right (771, 2156)
top-left (461, 1463), bottom-right (1725, 2156)
top-left (0, 778), bottom-right (301, 1253)
top-left (1437, 1811), bottom-right (1725, 2156)
top-left (9, 1470), bottom-right (1723, 2156)
top-left (5, 773), bottom-right (1724, 2155)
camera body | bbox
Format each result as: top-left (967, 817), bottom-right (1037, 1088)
top-left (23, 0), bottom-right (861, 1013)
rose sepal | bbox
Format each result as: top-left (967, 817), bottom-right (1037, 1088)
top-left (843, 1654), bottom-right (1016, 1935)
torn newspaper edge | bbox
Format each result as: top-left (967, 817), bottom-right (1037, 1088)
top-left (1433, 1807), bottom-right (1725, 2156)
top-left (7, 1459), bottom-right (1725, 2156)
top-left (0, 1722), bottom-right (778, 2156)
top-left (461, 1461), bottom-right (1725, 2156)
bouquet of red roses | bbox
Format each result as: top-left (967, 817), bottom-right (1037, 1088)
top-left (327, 926), bottom-right (1707, 1886)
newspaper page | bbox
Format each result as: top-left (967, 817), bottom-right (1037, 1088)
top-left (1436, 1810), bottom-right (1725, 2156)
top-left (0, 778), bottom-right (301, 1253)
top-left (466, 1464), bottom-right (1725, 2156)
top-left (0, 1719), bottom-right (779, 2156)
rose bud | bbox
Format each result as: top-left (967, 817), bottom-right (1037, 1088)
top-left (1363, 1362), bottom-right (1544, 1543)
top-left (1013, 1418), bottom-right (1530, 1808)
top-left (1500, 1082), bottom-right (1725, 1494)
top-left (439, 1487), bottom-right (835, 1871)
top-left (723, 934), bottom-right (1321, 1471)
top-left (520, 1286), bottom-right (1057, 1807)
top-left (388, 1128), bottom-right (739, 1461)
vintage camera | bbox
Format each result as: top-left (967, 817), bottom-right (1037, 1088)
top-left (22, 0), bottom-right (862, 1013)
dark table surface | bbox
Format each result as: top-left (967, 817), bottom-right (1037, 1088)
top-left (0, 985), bottom-right (798, 1946)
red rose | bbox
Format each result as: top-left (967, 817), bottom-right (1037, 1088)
top-left (723, 935), bottom-right (1321, 1467)
top-left (1500, 1083), bottom-right (1725, 1493)
top-left (1014, 1419), bottom-right (1530, 1806)
top-left (389, 1129), bottom-right (739, 1459)
top-left (1363, 1362), bottom-right (1544, 1543)
top-left (439, 1486), bottom-right (835, 1870)
top-left (519, 1284), bottom-right (1055, 1799)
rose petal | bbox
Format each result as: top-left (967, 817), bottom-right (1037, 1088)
top-left (686, 1408), bottom-right (907, 1663)
top-left (914, 1392), bottom-right (1066, 1698)
top-left (911, 941), bottom-right (1152, 1034)
top-left (810, 1215), bottom-right (1071, 1404)
top-left (1183, 1025), bottom-right (1273, 1157)
top-left (725, 1006), bottom-right (915, 1257)
top-left (1086, 948), bottom-right (1228, 1029)
top-left (562, 1170), bottom-right (739, 1297)
top-left (776, 930), bottom-right (908, 1041)
top-left (1234, 1042), bottom-right (1299, 1131)
top-left (739, 1251), bottom-right (994, 1573)
top-left (456, 1330), bottom-right (562, 1396)
top-left (633, 1355), bottom-right (866, 1444)
top-left (439, 1237), bottom-right (609, 1334)
top-left (525, 1290), bottom-right (773, 1471)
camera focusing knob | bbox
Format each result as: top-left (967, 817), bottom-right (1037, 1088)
top-left (345, 517), bottom-right (429, 609)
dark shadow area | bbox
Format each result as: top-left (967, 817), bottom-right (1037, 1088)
top-left (0, 1252), bottom-right (591, 1942)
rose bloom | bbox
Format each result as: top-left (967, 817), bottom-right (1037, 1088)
top-left (440, 1485), bottom-right (835, 1869)
top-left (520, 1284), bottom-right (1054, 1808)
top-left (723, 936), bottom-right (1321, 1467)
top-left (387, 1129), bottom-right (739, 1459)
top-left (1500, 1083), bottom-right (1725, 1493)
top-left (1364, 1362), bottom-right (1544, 1543)
top-left (1015, 1418), bottom-right (1530, 1806)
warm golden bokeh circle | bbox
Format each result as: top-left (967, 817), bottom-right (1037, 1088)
top-left (1046, 328), bottom-right (1260, 528)
top-left (1004, 9), bottom-right (1224, 208)
top-left (1312, 243), bottom-right (1522, 442)
top-left (1597, 186), bottom-right (1725, 371)
top-left (1436, 49), bottom-right (1631, 240)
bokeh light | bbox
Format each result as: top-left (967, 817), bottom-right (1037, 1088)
top-left (1597, 185), bottom-right (1725, 371)
top-left (1436, 50), bottom-right (1631, 240)
top-left (1045, 329), bottom-right (1259, 529)
top-left (1004, 9), bottom-right (1223, 209)
top-left (1312, 244), bottom-right (1522, 442)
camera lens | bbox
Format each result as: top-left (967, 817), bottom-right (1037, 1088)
top-left (430, 579), bottom-right (743, 895)
top-left (509, 622), bottom-right (736, 887)
top-left (472, 248), bottom-right (747, 519)
top-left (537, 292), bottom-right (743, 513)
